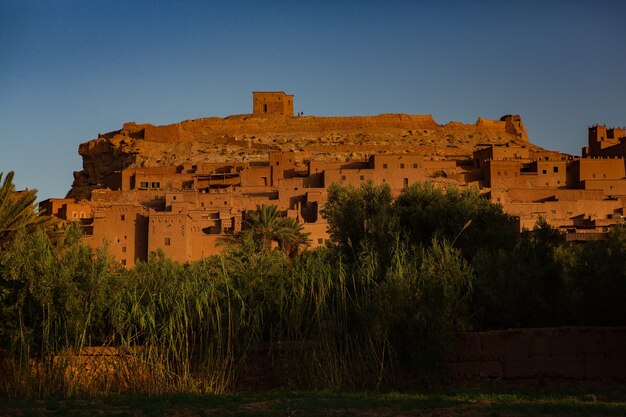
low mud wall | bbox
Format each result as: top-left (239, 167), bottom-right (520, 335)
top-left (446, 327), bottom-right (626, 381)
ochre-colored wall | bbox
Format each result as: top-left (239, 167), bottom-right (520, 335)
top-left (253, 92), bottom-right (294, 116)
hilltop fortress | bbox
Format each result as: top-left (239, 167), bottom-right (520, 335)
top-left (41, 92), bottom-right (626, 266)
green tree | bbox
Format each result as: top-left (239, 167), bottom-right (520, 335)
top-left (322, 182), bottom-right (397, 261)
top-left (394, 183), bottom-right (517, 260)
top-left (471, 219), bottom-right (566, 329)
top-left (243, 204), bottom-right (311, 255)
top-left (0, 171), bottom-right (47, 246)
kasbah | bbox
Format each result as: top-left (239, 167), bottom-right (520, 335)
top-left (40, 92), bottom-right (626, 267)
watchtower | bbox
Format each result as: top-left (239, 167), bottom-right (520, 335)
top-left (252, 91), bottom-right (294, 117)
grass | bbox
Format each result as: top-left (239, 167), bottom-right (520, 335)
top-left (1, 387), bottom-right (625, 417)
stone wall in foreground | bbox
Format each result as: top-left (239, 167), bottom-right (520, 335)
top-left (446, 327), bottom-right (626, 381)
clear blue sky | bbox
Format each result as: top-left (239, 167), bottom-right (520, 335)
top-left (1, 0), bottom-right (625, 201)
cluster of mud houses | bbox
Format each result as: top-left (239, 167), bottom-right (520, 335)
top-left (41, 123), bottom-right (626, 267)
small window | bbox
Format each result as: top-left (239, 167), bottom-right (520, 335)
top-left (412, 163), bottom-right (418, 169)
top-left (341, 175), bottom-right (346, 181)
top-left (164, 238), bottom-right (171, 246)
top-left (276, 161), bottom-right (280, 166)
top-left (201, 202), bottom-right (205, 207)
top-left (121, 246), bottom-right (127, 253)
top-left (360, 175), bottom-right (364, 181)
top-left (172, 196), bottom-right (177, 200)
top-left (121, 259), bottom-right (126, 266)
top-left (404, 178), bottom-right (409, 187)
top-left (400, 163), bottom-right (405, 169)
top-left (553, 166), bottom-right (559, 173)
top-left (317, 238), bottom-right (323, 244)
top-left (139, 181), bottom-right (148, 189)
top-left (542, 170), bottom-right (547, 174)
top-left (383, 163), bottom-right (388, 169)
top-left (72, 212), bottom-right (78, 219)
top-left (382, 178), bottom-right (386, 183)
top-left (604, 173), bottom-right (607, 178)
top-left (121, 214), bottom-right (125, 221)
top-left (593, 173), bottom-right (596, 178)
top-left (80, 212), bottom-right (85, 218)
top-left (151, 182), bottom-right (160, 189)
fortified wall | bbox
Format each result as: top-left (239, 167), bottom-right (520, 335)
top-left (69, 92), bottom-right (530, 199)
top-left (41, 93), bottom-right (626, 267)
top-left (446, 327), bottom-right (626, 381)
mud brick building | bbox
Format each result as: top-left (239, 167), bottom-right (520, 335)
top-left (40, 93), bottom-right (626, 266)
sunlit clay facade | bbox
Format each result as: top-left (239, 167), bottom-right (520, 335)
top-left (40, 94), bottom-right (626, 266)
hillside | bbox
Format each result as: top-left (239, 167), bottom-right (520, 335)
top-left (68, 113), bottom-right (533, 198)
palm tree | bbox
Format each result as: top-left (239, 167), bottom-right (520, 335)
top-left (0, 171), bottom-right (47, 245)
top-left (243, 204), bottom-right (310, 255)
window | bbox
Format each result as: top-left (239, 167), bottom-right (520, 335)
top-left (164, 238), bottom-right (171, 246)
top-left (383, 163), bottom-right (388, 169)
top-left (139, 181), bottom-right (148, 189)
top-left (121, 259), bottom-right (126, 266)
top-left (121, 246), bottom-right (127, 253)
top-left (553, 166), bottom-right (559, 173)
top-left (404, 178), bottom-right (409, 187)
top-left (360, 175), bottom-right (365, 181)
top-left (151, 182), bottom-right (160, 189)
top-left (72, 212), bottom-right (78, 219)
top-left (172, 196), bottom-right (176, 200)
top-left (317, 238), bottom-right (323, 244)
top-left (341, 175), bottom-right (346, 181)
top-left (412, 163), bottom-right (418, 169)
top-left (542, 170), bottom-right (547, 174)
top-left (400, 163), bottom-right (405, 169)
top-left (80, 212), bottom-right (85, 218)
top-left (121, 214), bottom-right (125, 221)
top-left (200, 202), bottom-right (205, 207)
top-left (263, 104), bottom-right (267, 113)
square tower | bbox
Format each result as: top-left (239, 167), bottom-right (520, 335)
top-left (252, 91), bottom-right (294, 116)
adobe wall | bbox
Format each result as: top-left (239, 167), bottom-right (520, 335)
top-left (582, 179), bottom-right (626, 196)
top-left (252, 92), bottom-right (294, 117)
top-left (127, 114), bottom-right (440, 143)
top-left (494, 188), bottom-right (605, 203)
top-left (475, 116), bottom-right (528, 142)
top-left (446, 327), bottom-right (626, 381)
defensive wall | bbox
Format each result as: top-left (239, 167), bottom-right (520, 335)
top-left (446, 327), bottom-right (626, 381)
top-left (21, 326), bottom-right (624, 393)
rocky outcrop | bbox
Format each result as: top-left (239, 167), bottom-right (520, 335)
top-left (68, 113), bottom-right (535, 199)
